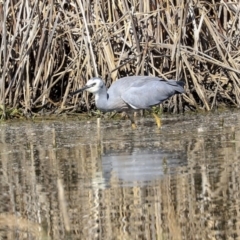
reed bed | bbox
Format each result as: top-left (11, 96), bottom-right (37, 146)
top-left (0, 0), bottom-right (240, 119)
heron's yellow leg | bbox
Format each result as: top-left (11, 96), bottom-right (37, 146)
top-left (128, 112), bottom-right (137, 129)
top-left (152, 113), bottom-right (161, 128)
top-left (131, 122), bottom-right (137, 129)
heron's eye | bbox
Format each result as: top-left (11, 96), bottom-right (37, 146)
top-left (91, 83), bottom-right (96, 87)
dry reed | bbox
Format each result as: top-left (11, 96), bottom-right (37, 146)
top-left (0, 0), bottom-right (240, 119)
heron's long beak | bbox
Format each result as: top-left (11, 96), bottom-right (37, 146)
top-left (70, 84), bottom-right (94, 96)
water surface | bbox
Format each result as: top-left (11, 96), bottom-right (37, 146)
top-left (0, 110), bottom-right (240, 239)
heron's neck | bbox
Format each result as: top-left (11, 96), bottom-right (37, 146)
top-left (94, 86), bottom-right (109, 111)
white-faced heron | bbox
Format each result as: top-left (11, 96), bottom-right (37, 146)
top-left (71, 76), bottom-right (185, 128)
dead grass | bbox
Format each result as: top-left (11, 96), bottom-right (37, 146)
top-left (0, 0), bottom-right (240, 119)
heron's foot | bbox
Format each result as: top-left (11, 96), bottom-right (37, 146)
top-left (131, 122), bottom-right (137, 129)
top-left (127, 113), bottom-right (137, 129)
top-left (152, 113), bottom-right (161, 128)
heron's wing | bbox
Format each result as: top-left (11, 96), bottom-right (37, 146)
top-left (121, 80), bottom-right (184, 109)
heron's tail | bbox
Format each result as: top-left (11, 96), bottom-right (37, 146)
top-left (167, 80), bottom-right (185, 93)
top-left (176, 81), bottom-right (185, 88)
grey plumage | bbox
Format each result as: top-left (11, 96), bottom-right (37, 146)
top-left (71, 76), bottom-right (185, 127)
top-left (72, 76), bottom-right (184, 111)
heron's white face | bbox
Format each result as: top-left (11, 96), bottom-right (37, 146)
top-left (85, 77), bottom-right (104, 94)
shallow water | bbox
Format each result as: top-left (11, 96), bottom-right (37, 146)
top-left (0, 110), bottom-right (240, 239)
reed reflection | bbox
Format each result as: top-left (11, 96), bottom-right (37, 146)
top-left (0, 111), bottom-right (239, 239)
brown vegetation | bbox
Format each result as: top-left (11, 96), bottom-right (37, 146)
top-left (0, 0), bottom-right (240, 119)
